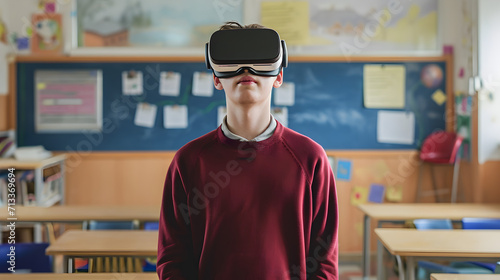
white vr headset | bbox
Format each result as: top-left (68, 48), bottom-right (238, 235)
top-left (205, 28), bottom-right (288, 78)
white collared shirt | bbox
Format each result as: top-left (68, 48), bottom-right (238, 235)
top-left (221, 115), bottom-right (277, 142)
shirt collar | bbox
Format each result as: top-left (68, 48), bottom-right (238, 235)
top-left (221, 115), bottom-right (277, 142)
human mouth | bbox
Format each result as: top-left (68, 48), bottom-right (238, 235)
top-left (238, 76), bottom-right (257, 85)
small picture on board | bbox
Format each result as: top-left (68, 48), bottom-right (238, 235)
top-left (31, 13), bottom-right (63, 54)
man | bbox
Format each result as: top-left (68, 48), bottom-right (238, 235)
top-left (157, 22), bottom-right (338, 280)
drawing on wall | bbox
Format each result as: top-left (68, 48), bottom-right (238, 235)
top-left (75, 0), bottom-right (243, 49)
top-left (253, 0), bottom-right (439, 55)
top-left (32, 13), bottom-right (63, 53)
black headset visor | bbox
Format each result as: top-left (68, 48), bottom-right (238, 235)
top-left (205, 28), bottom-right (288, 78)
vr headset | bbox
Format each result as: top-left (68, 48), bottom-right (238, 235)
top-left (205, 28), bottom-right (288, 78)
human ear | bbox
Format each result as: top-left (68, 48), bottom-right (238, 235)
top-left (213, 74), bottom-right (224, 90)
top-left (273, 70), bottom-right (284, 88)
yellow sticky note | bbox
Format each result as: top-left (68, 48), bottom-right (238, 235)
top-left (37, 83), bottom-right (46, 90)
top-left (386, 185), bottom-right (403, 202)
top-left (432, 89), bottom-right (446, 106)
top-left (363, 64), bottom-right (406, 108)
top-left (351, 186), bottom-right (369, 206)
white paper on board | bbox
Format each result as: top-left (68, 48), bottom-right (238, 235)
top-left (134, 102), bottom-right (157, 128)
top-left (122, 70), bottom-right (143, 95)
top-left (159, 71), bottom-right (181, 96)
top-left (274, 82), bottom-right (295, 106)
top-left (164, 105), bottom-right (188, 129)
top-left (192, 72), bottom-right (214, 97)
top-left (272, 107), bottom-right (288, 127)
top-left (377, 110), bottom-right (415, 144)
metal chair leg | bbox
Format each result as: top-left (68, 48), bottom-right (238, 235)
top-left (451, 154), bottom-right (461, 203)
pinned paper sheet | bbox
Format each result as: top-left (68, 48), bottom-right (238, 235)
top-left (272, 107), bottom-right (288, 127)
top-left (274, 82), bottom-right (295, 106)
top-left (160, 71), bottom-right (181, 96)
top-left (134, 103), bottom-right (157, 128)
top-left (432, 89), bottom-right (446, 106)
top-left (336, 159), bottom-right (352, 181)
top-left (122, 70), bottom-right (143, 95)
top-left (192, 72), bottom-right (214, 97)
top-left (368, 184), bottom-right (385, 203)
top-left (364, 64), bottom-right (406, 108)
top-left (377, 111), bottom-right (415, 144)
top-left (327, 156), bottom-right (336, 172)
top-left (386, 185), bottom-right (403, 202)
top-left (217, 106), bottom-right (227, 126)
top-left (164, 105), bottom-right (188, 129)
top-left (351, 186), bottom-right (369, 206)
top-left (261, 1), bottom-right (310, 45)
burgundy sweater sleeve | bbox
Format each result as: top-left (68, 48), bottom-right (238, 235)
top-left (307, 153), bottom-right (339, 279)
top-left (157, 158), bottom-right (197, 280)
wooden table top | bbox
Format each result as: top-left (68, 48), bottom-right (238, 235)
top-left (375, 228), bottom-right (500, 258)
top-left (0, 154), bottom-right (66, 169)
top-left (0, 273), bottom-right (158, 280)
top-left (358, 203), bottom-right (500, 220)
top-left (431, 274), bottom-right (500, 280)
top-left (0, 205), bottom-right (160, 222)
top-left (46, 230), bottom-right (158, 257)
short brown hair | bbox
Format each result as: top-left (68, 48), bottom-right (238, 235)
top-left (219, 21), bottom-right (266, 30)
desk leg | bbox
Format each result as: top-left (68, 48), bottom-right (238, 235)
top-left (395, 255), bottom-right (404, 280)
top-left (406, 257), bottom-right (415, 280)
top-left (67, 257), bottom-right (74, 273)
top-left (362, 215), bottom-right (371, 279)
top-left (376, 240), bottom-right (384, 280)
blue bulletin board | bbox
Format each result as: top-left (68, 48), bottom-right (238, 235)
top-left (16, 58), bottom-right (448, 151)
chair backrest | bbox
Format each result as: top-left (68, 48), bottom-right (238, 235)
top-left (89, 220), bottom-right (138, 230)
top-left (462, 218), bottom-right (500, 229)
top-left (420, 131), bottom-right (463, 164)
top-left (0, 243), bottom-right (52, 273)
top-left (413, 219), bottom-right (453, 230)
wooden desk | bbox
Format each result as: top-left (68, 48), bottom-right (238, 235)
top-left (358, 203), bottom-right (500, 279)
top-left (431, 274), bottom-right (500, 280)
top-left (0, 154), bottom-right (66, 169)
top-left (0, 273), bottom-right (158, 280)
top-left (0, 205), bottom-right (160, 222)
top-left (375, 228), bottom-right (500, 280)
top-left (46, 230), bottom-right (158, 273)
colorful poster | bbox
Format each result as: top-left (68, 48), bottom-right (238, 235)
top-left (351, 186), bottom-right (369, 206)
top-left (35, 70), bottom-right (102, 132)
top-left (368, 184), bottom-right (385, 203)
top-left (249, 0), bottom-right (439, 55)
top-left (386, 185), bottom-right (403, 202)
top-left (31, 13), bottom-right (63, 54)
top-left (336, 159), bottom-right (352, 181)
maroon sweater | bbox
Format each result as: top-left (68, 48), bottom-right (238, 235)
top-left (157, 122), bottom-right (338, 280)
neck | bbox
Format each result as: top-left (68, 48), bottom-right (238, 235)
top-left (226, 104), bottom-right (272, 140)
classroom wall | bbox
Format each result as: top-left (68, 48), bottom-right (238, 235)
top-left (2, 0), bottom-right (499, 256)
